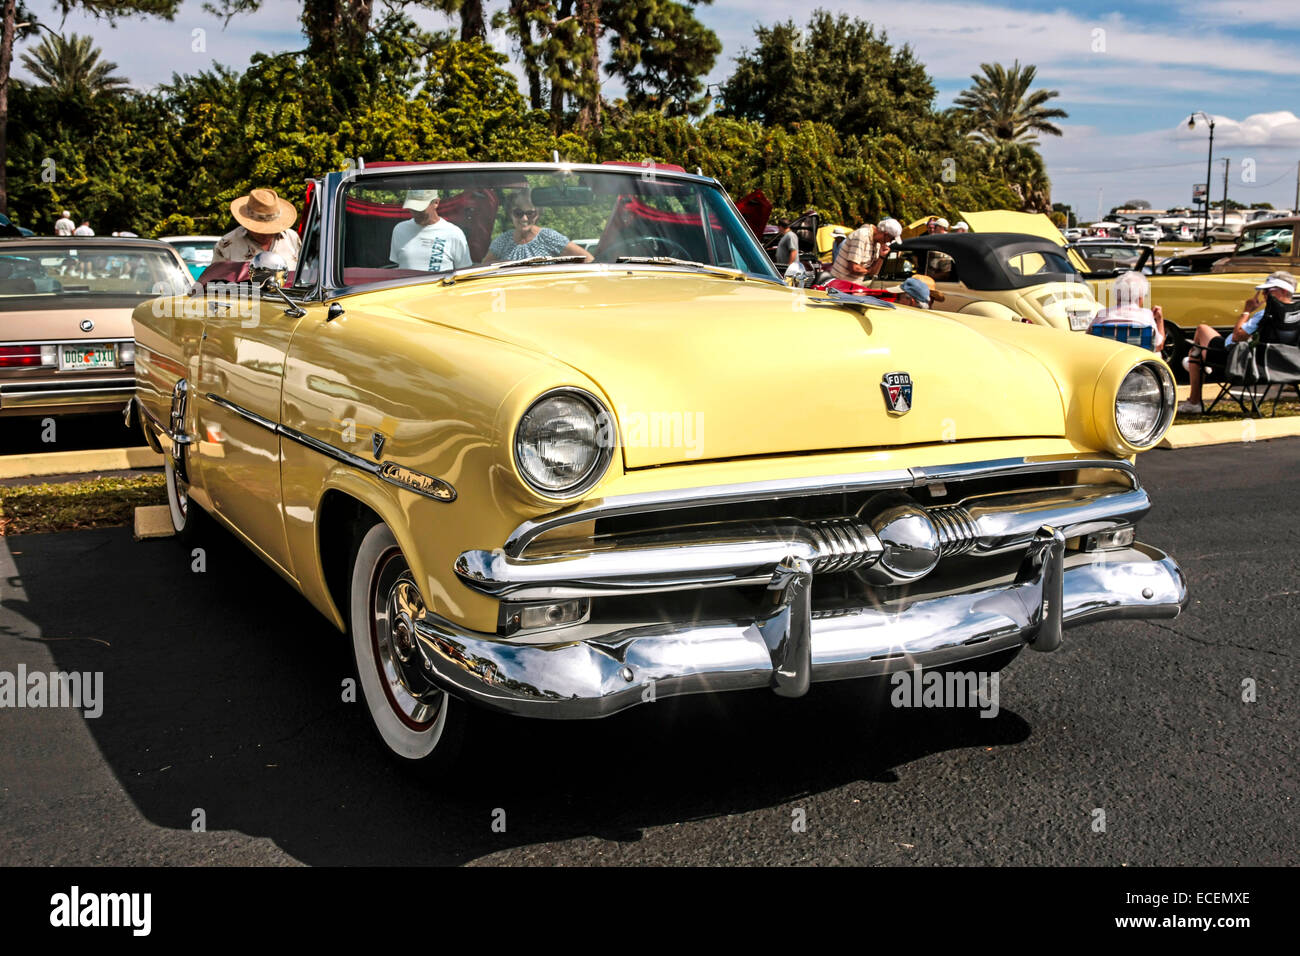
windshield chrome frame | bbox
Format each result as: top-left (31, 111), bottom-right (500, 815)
top-left (320, 162), bottom-right (785, 294)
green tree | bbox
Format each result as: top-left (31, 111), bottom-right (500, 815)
top-left (604, 0), bottom-right (719, 117)
top-left (19, 32), bottom-right (129, 97)
top-left (719, 11), bottom-right (947, 147)
top-left (952, 60), bottom-right (1066, 144)
top-left (1, 0), bottom-right (180, 214)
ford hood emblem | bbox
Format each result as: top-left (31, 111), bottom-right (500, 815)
top-left (881, 372), bottom-right (912, 415)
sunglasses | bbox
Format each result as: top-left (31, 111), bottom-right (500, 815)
top-left (512, 208), bottom-right (539, 219)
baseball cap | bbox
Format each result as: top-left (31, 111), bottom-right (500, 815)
top-left (952, 221), bottom-right (970, 232)
top-left (878, 218), bottom-right (903, 240)
top-left (403, 189), bottom-right (440, 211)
top-left (930, 217), bottom-right (950, 229)
top-left (1256, 271), bottom-right (1296, 294)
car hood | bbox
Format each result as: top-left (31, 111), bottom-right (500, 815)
top-left (962, 209), bottom-right (1092, 275)
top-left (394, 272), bottom-right (1067, 468)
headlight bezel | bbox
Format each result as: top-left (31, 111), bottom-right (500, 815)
top-left (512, 386), bottom-right (616, 499)
top-left (1112, 360), bottom-right (1176, 450)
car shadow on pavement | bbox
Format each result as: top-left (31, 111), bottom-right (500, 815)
top-left (3, 524), bottom-right (1031, 865)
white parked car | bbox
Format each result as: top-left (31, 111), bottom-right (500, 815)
top-left (1137, 224), bottom-right (1161, 243)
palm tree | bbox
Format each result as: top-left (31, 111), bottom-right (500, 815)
top-left (953, 60), bottom-right (1066, 144)
top-left (19, 33), bottom-right (130, 98)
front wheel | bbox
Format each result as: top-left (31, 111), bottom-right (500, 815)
top-left (164, 443), bottom-right (207, 539)
top-left (348, 522), bottom-right (466, 770)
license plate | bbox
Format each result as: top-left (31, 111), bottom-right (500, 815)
top-left (59, 344), bottom-right (117, 370)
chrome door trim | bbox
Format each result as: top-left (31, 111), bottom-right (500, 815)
top-left (203, 392), bottom-right (456, 503)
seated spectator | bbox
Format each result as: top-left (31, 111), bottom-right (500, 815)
top-left (1089, 271), bottom-right (1165, 350)
top-left (483, 193), bottom-right (592, 263)
top-left (951, 221), bottom-right (970, 233)
top-left (926, 217), bottom-right (949, 234)
top-left (389, 189), bottom-right (472, 272)
top-left (1179, 271), bottom-right (1296, 414)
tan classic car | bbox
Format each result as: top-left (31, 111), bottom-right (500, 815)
top-left (1, 238), bottom-right (189, 419)
top-left (132, 162), bottom-right (1188, 771)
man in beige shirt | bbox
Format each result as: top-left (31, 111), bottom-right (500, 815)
top-left (212, 188), bottom-right (301, 269)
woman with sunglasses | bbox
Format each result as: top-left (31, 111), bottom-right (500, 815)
top-left (483, 193), bottom-right (594, 264)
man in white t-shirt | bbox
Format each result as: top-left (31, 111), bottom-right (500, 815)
top-left (73, 221), bottom-right (94, 236)
top-left (389, 190), bottom-right (471, 272)
top-left (54, 210), bottom-right (75, 236)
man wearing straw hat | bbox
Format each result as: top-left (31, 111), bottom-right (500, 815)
top-left (212, 187), bottom-right (302, 269)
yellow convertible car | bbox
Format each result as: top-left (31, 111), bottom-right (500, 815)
top-left (130, 161), bottom-right (1186, 770)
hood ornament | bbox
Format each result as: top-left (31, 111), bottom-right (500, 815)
top-left (881, 372), bottom-right (912, 415)
top-left (372, 431), bottom-right (386, 459)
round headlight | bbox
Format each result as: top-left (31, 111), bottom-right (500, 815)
top-left (514, 389), bottom-right (613, 496)
top-left (1115, 362), bottom-right (1174, 447)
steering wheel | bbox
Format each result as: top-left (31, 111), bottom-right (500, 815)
top-left (599, 235), bottom-right (694, 262)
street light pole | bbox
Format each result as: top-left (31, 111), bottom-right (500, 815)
top-left (1188, 111), bottom-right (1215, 244)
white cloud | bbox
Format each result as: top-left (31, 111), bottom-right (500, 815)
top-left (705, 0), bottom-right (1300, 86)
top-left (1172, 110), bottom-right (1300, 148)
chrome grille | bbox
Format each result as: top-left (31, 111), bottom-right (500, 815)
top-left (929, 504), bottom-right (978, 557)
top-left (806, 518), bottom-right (877, 573)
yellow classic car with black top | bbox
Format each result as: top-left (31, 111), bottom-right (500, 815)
top-left (130, 162), bottom-right (1187, 771)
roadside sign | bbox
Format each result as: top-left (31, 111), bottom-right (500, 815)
top-left (1193, 183), bottom-right (1208, 202)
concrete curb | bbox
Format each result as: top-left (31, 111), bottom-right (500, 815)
top-left (1161, 416), bottom-right (1300, 448)
top-left (0, 447), bottom-right (163, 480)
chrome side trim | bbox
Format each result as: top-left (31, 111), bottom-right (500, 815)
top-left (417, 540), bottom-right (1187, 719)
top-left (502, 455), bottom-right (1138, 556)
top-left (203, 392), bottom-right (456, 503)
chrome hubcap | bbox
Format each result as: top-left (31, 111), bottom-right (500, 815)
top-left (372, 554), bottom-right (443, 728)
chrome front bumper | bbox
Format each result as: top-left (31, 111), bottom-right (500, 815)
top-left (414, 534), bottom-right (1187, 718)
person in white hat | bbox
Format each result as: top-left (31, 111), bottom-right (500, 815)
top-left (212, 187), bottom-right (302, 269)
top-left (952, 221), bottom-right (970, 233)
top-left (1179, 270), bottom-right (1296, 413)
top-left (389, 189), bottom-right (472, 272)
top-left (926, 216), bottom-right (949, 234)
top-left (54, 210), bottom-right (75, 236)
top-left (828, 217), bottom-right (902, 286)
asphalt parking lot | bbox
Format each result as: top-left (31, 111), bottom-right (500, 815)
top-left (0, 411), bottom-right (144, 456)
top-left (0, 440), bottom-right (1296, 866)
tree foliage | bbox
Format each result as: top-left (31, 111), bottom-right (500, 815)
top-left (4, 9), bottom-right (1048, 231)
top-left (719, 10), bottom-right (947, 148)
top-left (952, 60), bottom-right (1066, 144)
top-left (19, 32), bottom-right (130, 97)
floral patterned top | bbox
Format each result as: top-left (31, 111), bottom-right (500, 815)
top-left (488, 227), bottom-right (570, 261)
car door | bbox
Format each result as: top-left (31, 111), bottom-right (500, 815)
top-left (193, 205), bottom-right (319, 578)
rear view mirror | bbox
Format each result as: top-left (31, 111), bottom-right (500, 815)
top-left (529, 185), bottom-right (594, 207)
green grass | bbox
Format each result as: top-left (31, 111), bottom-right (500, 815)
top-left (0, 475), bottom-right (167, 535)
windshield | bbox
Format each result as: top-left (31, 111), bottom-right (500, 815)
top-left (337, 167), bottom-right (780, 287)
top-left (0, 246), bottom-right (189, 299)
top-left (1236, 225), bottom-right (1293, 257)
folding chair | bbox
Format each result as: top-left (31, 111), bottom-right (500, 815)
top-left (1087, 323), bottom-right (1155, 351)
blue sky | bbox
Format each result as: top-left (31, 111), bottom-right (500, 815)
top-left (17, 0), bottom-right (1300, 219)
